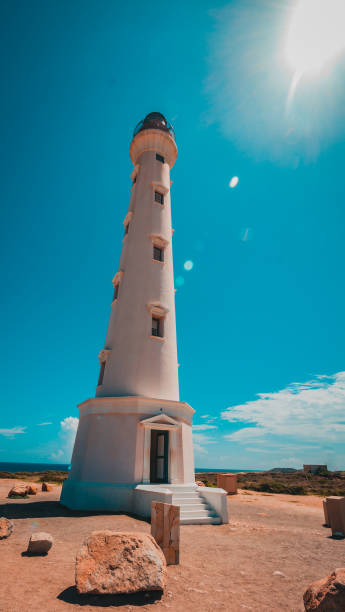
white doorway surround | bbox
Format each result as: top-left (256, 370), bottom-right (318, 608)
top-left (140, 413), bottom-right (180, 484)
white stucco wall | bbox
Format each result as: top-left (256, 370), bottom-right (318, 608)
top-left (97, 128), bottom-right (179, 401)
top-left (61, 119), bottom-right (198, 515)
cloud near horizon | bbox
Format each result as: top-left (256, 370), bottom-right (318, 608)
top-left (222, 371), bottom-right (345, 469)
top-left (193, 431), bottom-right (218, 456)
top-left (0, 427), bottom-right (26, 438)
top-left (50, 416), bottom-right (78, 463)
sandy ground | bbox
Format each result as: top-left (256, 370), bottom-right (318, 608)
top-left (0, 479), bottom-right (343, 612)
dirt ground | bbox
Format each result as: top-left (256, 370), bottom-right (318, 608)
top-left (0, 479), bottom-right (343, 612)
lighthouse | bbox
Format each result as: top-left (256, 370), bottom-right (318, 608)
top-left (61, 113), bottom-right (228, 524)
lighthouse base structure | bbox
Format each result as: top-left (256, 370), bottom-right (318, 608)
top-left (60, 396), bottom-right (228, 524)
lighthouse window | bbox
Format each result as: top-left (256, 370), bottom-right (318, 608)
top-left (152, 317), bottom-right (162, 337)
top-left (155, 191), bottom-right (164, 205)
top-left (124, 223), bottom-right (129, 235)
top-left (156, 153), bottom-right (165, 164)
top-left (153, 246), bottom-right (164, 262)
top-left (98, 361), bottom-right (106, 386)
top-left (113, 284), bottom-right (119, 301)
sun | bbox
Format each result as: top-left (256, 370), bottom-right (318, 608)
top-left (286, 0), bottom-right (345, 76)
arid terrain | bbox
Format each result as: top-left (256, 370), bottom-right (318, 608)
top-left (3, 468), bottom-right (345, 497)
top-left (198, 469), bottom-right (345, 497)
top-left (0, 478), bottom-right (343, 612)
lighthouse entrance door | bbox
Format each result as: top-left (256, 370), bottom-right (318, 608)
top-left (150, 430), bottom-right (169, 483)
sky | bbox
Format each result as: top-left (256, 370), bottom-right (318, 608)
top-left (1, 0), bottom-right (345, 470)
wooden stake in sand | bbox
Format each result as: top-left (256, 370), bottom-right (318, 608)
top-left (151, 501), bottom-right (180, 565)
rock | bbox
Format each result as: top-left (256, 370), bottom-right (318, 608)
top-left (27, 532), bottom-right (54, 555)
top-left (27, 485), bottom-right (38, 495)
top-left (8, 484), bottom-right (29, 498)
top-left (76, 531), bottom-right (166, 594)
top-left (0, 517), bottom-right (14, 539)
top-left (304, 568), bottom-right (345, 610)
top-left (196, 480), bottom-right (206, 487)
top-left (41, 482), bottom-right (53, 492)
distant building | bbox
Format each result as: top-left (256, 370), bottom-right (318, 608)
top-left (303, 464), bottom-right (328, 474)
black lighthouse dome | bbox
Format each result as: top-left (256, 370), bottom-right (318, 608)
top-left (133, 112), bottom-right (175, 141)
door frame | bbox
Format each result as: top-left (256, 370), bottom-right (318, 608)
top-left (140, 413), bottom-right (180, 485)
top-left (150, 430), bottom-right (169, 483)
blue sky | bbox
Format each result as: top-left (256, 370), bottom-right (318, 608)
top-left (1, 0), bottom-right (345, 469)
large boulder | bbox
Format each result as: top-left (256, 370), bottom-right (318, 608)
top-left (41, 482), bottom-right (53, 492)
top-left (0, 517), bottom-right (14, 539)
top-left (27, 532), bottom-right (54, 555)
top-left (304, 568), bottom-right (345, 610)
top-left (76, 531), bottom-right (166, 594)
top-left (27, 485), bottom-right (38, 495)
top-left (8, 484), bottom-right (29, 498)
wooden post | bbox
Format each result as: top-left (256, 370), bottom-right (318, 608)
top-left (217, 473), bottom-right (238, 494)
top-left (326, 496), bottom-right (345, 536)
top-left (323, 499), bottom-right (329, 526)
top-left (151, 501), bottom-right (180, 565)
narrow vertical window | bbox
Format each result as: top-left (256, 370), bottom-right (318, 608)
top-left (124, 223), bottom-right (129, 235)
top-left (156, 153), bottom-right (165, 163)
top-left (153, 246), bottom-right (164, 262)
top-left (152, 317), bottom-right (160, 337)
top-left (113, 284), bottom-right (119, 301)
top-left (98, 361), bottom-right (106, 386)
top-left (155, 191), bottom-right (164, 205)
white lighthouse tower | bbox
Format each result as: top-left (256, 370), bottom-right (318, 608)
top-left (61, 113), bottom-right (228, 524)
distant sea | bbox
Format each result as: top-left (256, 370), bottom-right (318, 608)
top-left (0, 462), bottom-right (260, 474)
top-left (0, 462), bottom-right (70, 472)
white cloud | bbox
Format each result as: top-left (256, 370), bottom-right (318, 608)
top-left (37, 422), bottom-right (52, 426)
top-left (222, 372), bottom-right (345, 469)
top-left (193, 431), bottom-right (217, 457)
top-left (60, 416), bottom-right (79, 433)
top-left (51, 416), bottom-right (78, 463)
top-left (0, 427), bottom-right (26, 438)
top-left (193, 442), bottom-right (208, 455)
top-left (225, 427), bottom-right (268, 442)
top-left (193, 424), bottom-right (218, 431)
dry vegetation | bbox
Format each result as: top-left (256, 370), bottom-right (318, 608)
top-left (197, 469), bottom-right (345, 497)
top-left (0, 470), bottom-right (68, 484)
top-left (1, 468), bottom-right (345, 497)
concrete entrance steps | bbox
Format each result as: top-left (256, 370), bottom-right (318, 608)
top-left (171, 486), bottom-right (221, 525)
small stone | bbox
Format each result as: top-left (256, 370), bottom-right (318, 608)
top-left (273, 571), bottom-right (286, 577)
top-left (8, 484), bottom-right (29, 498)
top-left (27, 485), bottom-right (38, 495)
top-left (0, 517), bottom-right (14, 539)
top-left (27, 531), bottom-right (53, 555)
top-left (41, 482), bottom-right (53, 492)
top-left (304, 567), bottom-right (345, 610)
top-left (76, 531), bottom-right (166, 594)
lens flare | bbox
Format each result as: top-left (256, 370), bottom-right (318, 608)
top-left (184, 260), bottom-right (194, 271)
top-left (175, 276), bottom-right (185, 287)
